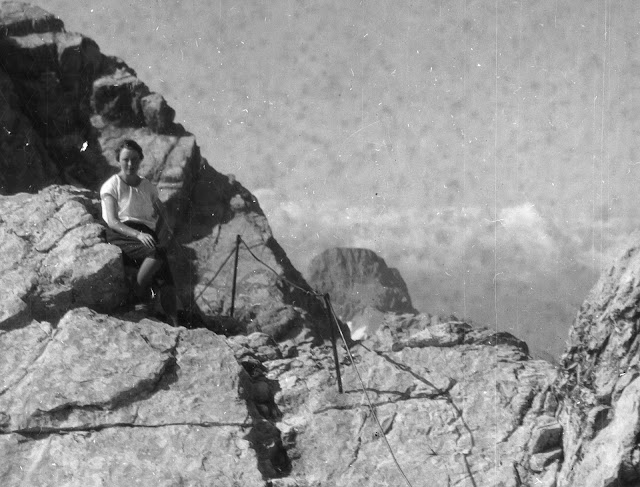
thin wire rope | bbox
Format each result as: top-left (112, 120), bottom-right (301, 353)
top-left (239, 239), bottom-right (321, 298)
top-left (193, 245), bottom-right (237, 302)
top-left (326, 299), bottom-right (415, 487)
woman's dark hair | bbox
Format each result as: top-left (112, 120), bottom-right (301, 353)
top-left (115, 139), bottom-right (144, 161)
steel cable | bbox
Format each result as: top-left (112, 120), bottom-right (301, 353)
top-left (193, 245), bottom-right (238, 303)
top-left (239, 238), bottom-right (321, 298)
top-left (326, 298), bottom-right (415, 487)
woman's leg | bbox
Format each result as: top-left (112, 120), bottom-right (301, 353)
top-left (160, 285), bottom-right (180, 327)
top-left (136, 254), bottom-right (180, 327)
top-left (135, 256), bottom-right (163, 302)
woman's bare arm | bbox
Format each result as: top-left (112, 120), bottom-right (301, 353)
top-left (102, 194), bottom-right (156, 248)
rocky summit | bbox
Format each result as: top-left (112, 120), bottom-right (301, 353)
top-left (2, 3), bottom-right (640, 487)
top-left (2, 305), bottom-right (560, 486)
top-left (0, 0), bottom-right (324, 341)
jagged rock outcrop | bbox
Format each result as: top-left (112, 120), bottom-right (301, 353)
top-left (550, 241), bottom-right (640, 486)
top-left (0, 2), bottom-right (325, 339)
top-left (307, 248), bottom-right (418, 326)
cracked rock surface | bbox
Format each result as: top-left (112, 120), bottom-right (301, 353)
top-left (553, 240), bottom-right (640, 486)
top-left (0, 307), bottom-right (264, 486)
top-left (0, 185), bottom-right (125, 327)
top-left (263, 313), bottom-right (557, 486)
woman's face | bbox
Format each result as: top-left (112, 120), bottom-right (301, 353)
top-left (118, 147), bottom-right (142, 176)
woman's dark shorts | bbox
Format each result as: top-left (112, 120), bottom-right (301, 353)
top-left (104, 221), bottom-right (174, 286)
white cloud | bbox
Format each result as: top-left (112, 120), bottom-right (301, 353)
top-left (258, 197), bottom-right (605, 359)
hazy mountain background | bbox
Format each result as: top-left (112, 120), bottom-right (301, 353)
top-left (40, 0), bottom-right (640, 360)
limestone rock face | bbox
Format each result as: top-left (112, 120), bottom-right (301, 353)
top-left (551, 241), bottom-right (640, 486)
top-left (0, 2), bottom-right (325, 337)
top-left (181, 164), bottom-right (326, 338)
top-left (0, 185), bottom-right (125, 328)
top-left (0, 308), bottom-right (269, 486)
top-left (307, 247), bottom-right (418, 323)
top-left (263, 313), bottom-right (557, 486)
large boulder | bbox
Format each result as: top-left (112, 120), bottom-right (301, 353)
top-left (0, 185), bottom-right (125, 328)
top-left (0, 307), bottom-right (276, 486)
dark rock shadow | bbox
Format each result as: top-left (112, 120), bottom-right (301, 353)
top-left (238, 365), bottom-right (291, 480)
top-left (173, 162), bottom-right (332, 337)
top-left (0, 37), bottom-right (118, 195)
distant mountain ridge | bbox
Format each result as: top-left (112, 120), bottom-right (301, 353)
top-left (307, 247), bottom-right (417, 321)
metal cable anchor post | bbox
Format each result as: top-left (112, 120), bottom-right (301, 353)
top-left (230, 234), bottom-right (241, 317)
top-left (323, 293), bottom-right (343, 393)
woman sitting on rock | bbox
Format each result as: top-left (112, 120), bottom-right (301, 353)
top-left (100, 139), bottom-right (179, 326)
